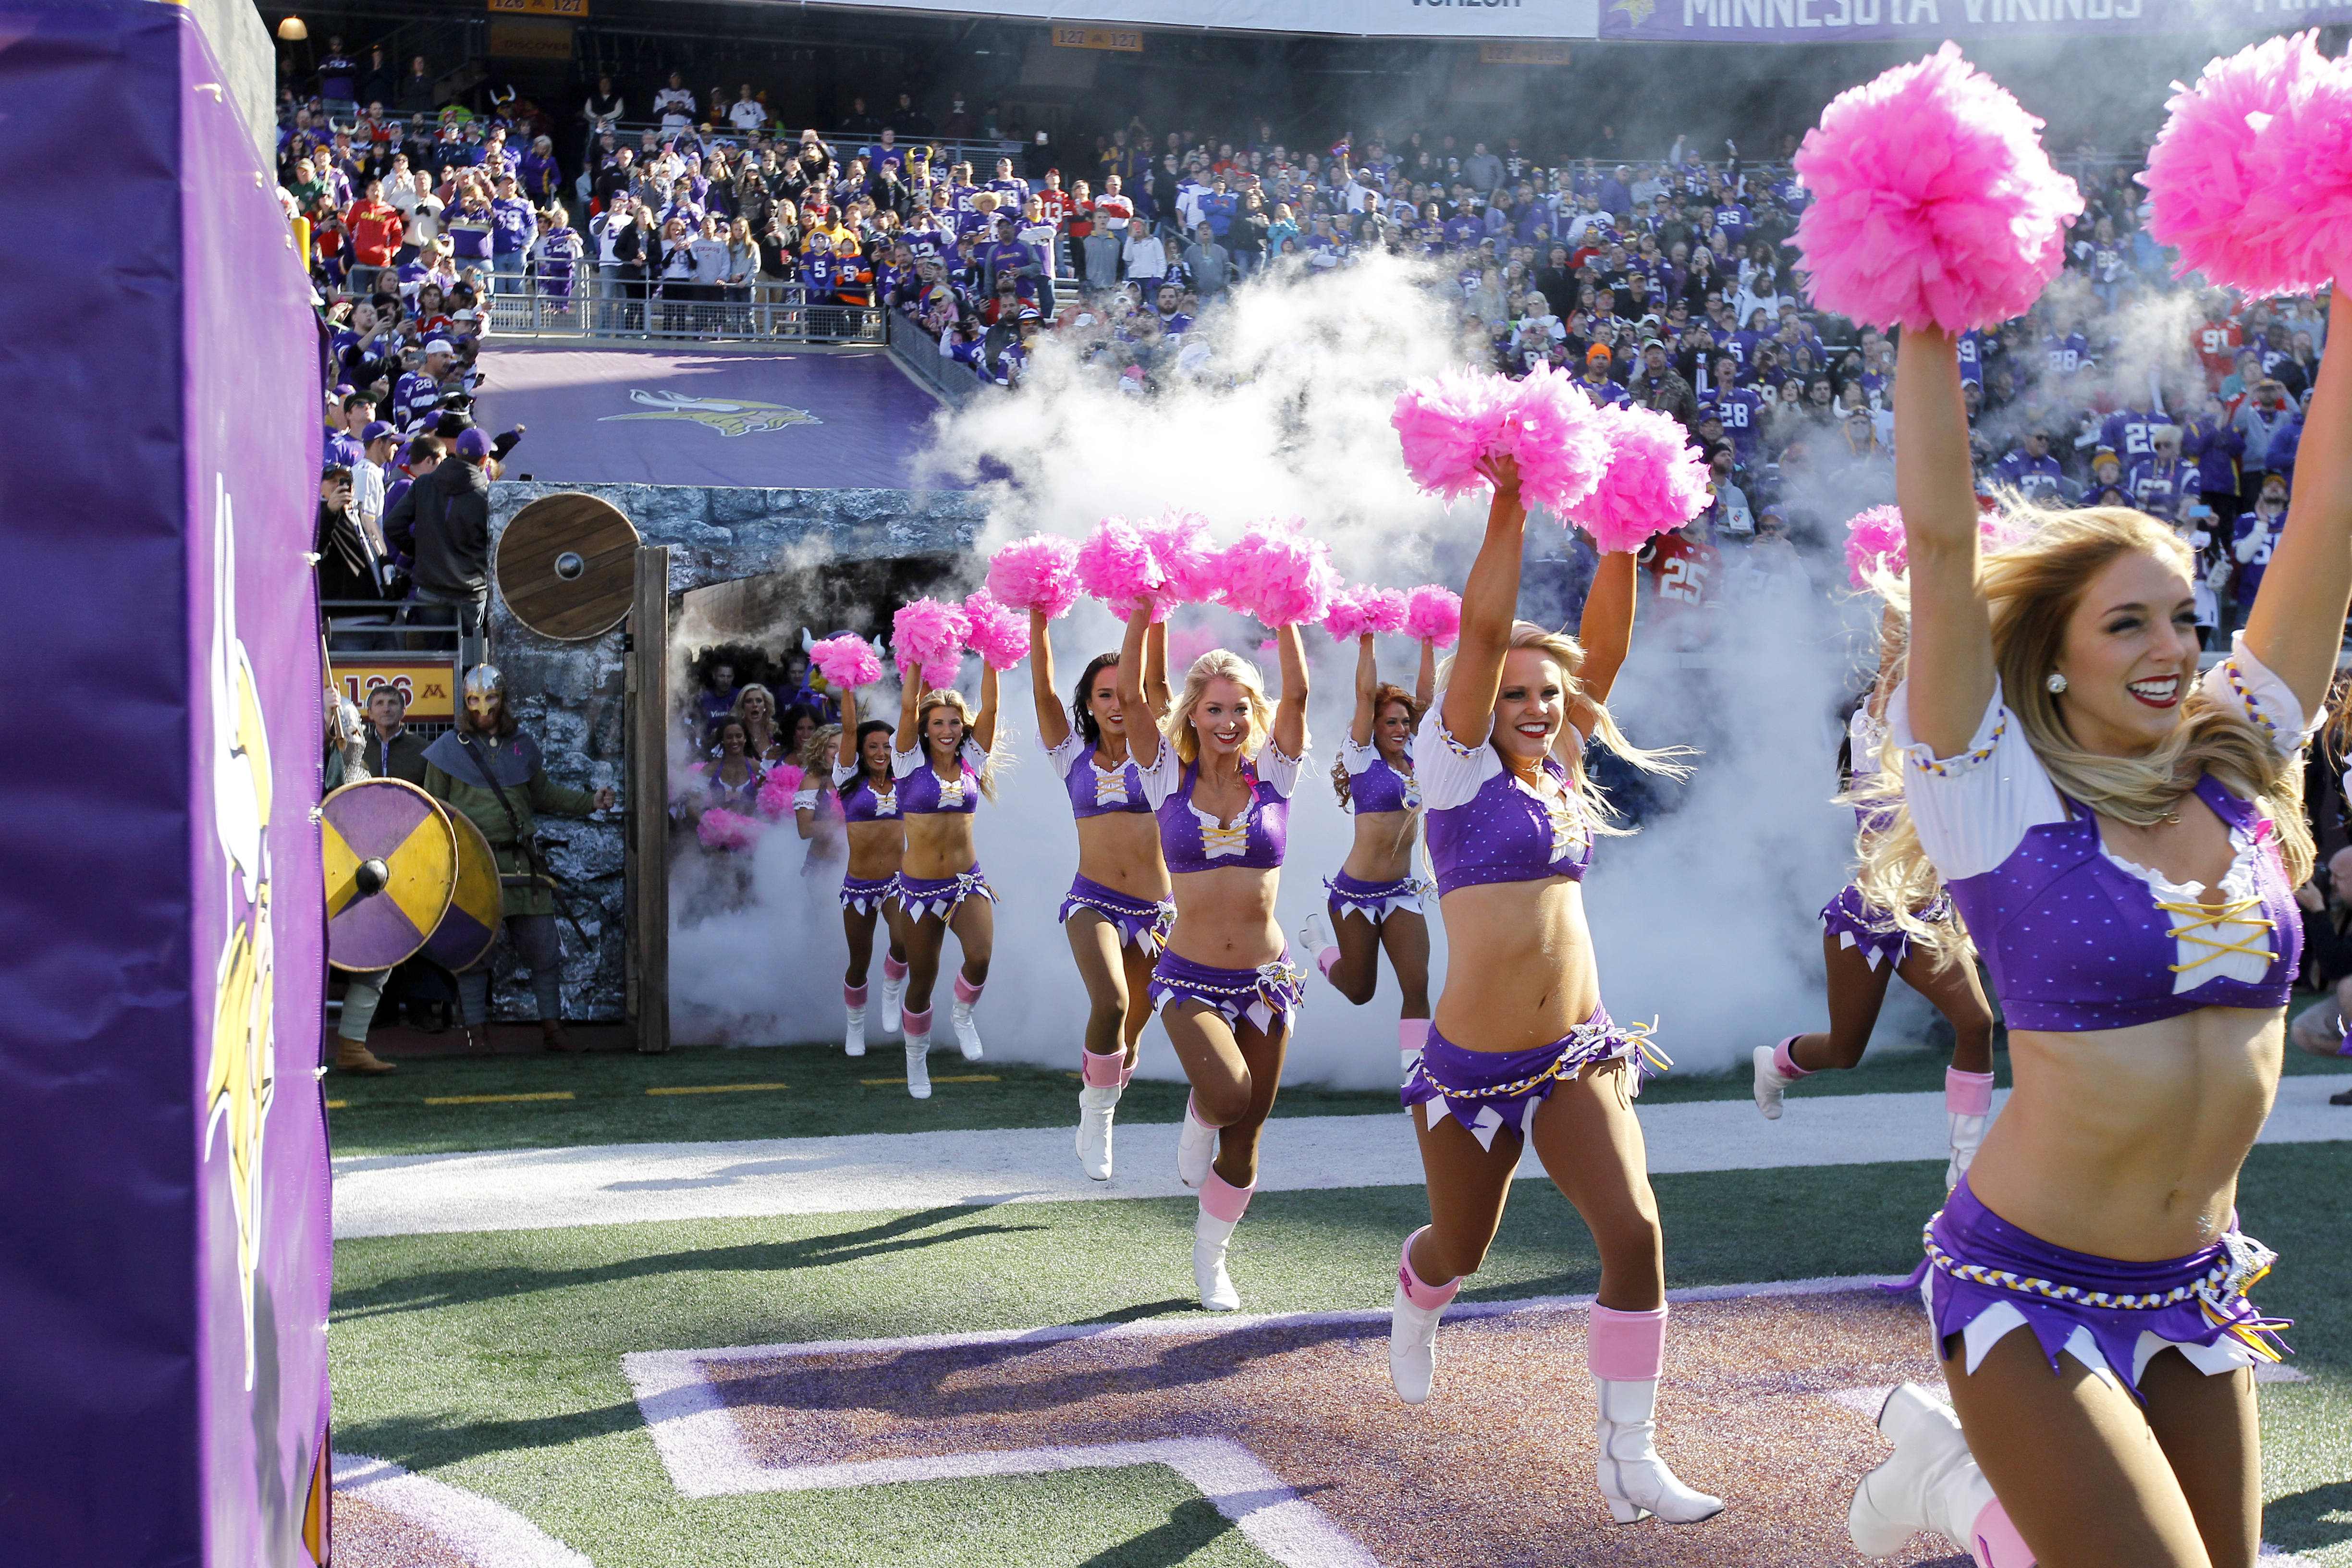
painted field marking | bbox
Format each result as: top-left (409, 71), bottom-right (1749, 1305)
top-left (858, 1075), bottom-right (1000, 1086)
top-left (326, 1100), bottom-right (348, 1109)
top-left (333, 1453), bottom-right (592, 1567)
top-left (646, 1082), bottom-right (791, 1096)
top-left (422, 1091), bottom-right (577, 1106)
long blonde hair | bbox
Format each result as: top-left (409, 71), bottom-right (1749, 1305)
top-left (918, 688), bottom-right (1005, 801)
top-left (1857, 505), bottom-right (2312, 965)
top-left (1165, 649), bottom-right (1277, 767)
top-left (1437, 621), bottom-right (1692, 835)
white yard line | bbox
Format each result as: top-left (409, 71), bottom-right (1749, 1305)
top-left (333, 1453), bottom-right (595, 1567)
top-left (333, 1074), bottom-right (2352, 1240)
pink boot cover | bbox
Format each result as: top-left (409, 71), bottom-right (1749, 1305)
top-left (954, 972), bottom-right (985, 1005)
top-left (1399, 1226), bottom-right (1462, 1311)
top-left (1946, 1067), bottom-right (1995, 1115)
top-left (844, 983), bottom-right (868, 1007)
top-left (1587, 1303), bottom-right (1668, 1381)
top-left (1772, 1035), bottom-right (1813, 1081)
top-left (1081, 1048), bottom-right (1126, 1089)
top-left (1187, 1090), bottom-right (1226, 1130)
top-left (883, 955), bottom-right (908, 980)
top-left (903, 1006), bottom-right (933, 1039)
top-left (1399, 1019), bottom-right (1430, 1057)
top-left (1970, 1497), bottom-right (2035, 1568)
top-left (1200, 1170), bottom-right (1256, 1224)
top-left (1316, 946), bottom-right (1341, 980)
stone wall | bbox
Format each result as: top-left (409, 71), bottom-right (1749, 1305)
top-left (480, 481), bottom-right (990, 1022)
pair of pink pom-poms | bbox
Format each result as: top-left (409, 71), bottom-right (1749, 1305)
top-left (1791, 42), bottom-right (2082, 332)
top-left (985, 533), bottom-right (1081, 618)
top-left (1392, 366), bottom-right (1610, 517)
top-left (1324, 586), bottom-right (1411, 640)
top-left (2141, 30), bottom-right (2352, 298)
top-left (698, 807), bottom-right (762, 851)
top-left (1405, 585), bottom-right (1462, 649)
top-left (1224, 518), bottom-right (1342, 628)
top-left (809, 633), bottom-right (882, 691)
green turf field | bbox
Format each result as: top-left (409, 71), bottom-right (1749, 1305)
top-left (326, 1024), bottom-right (2352, 1567)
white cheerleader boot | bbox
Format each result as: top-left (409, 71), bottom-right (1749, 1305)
top-left (843, 984), bottom-right (868, 1058)
top-left (903, 1008), bottom-right (933, 1100)
top-left (1300, 912), bottom-right (1339, 982)
top-left (1399, 1019), bottom-right (1429, 1079)
top-left (1176, 1093), bottom-right (1219, 1189)
top-left (880, 955), bottom-right (906, 1035)
top-left (1753, 1036), bottom-right (1807, 1120)
top-left (1076, 1049), bottom-right (1127, 1182)
top-left (1945, 1067), bottom-right (1996, 1191)
top-left (1849, 1383), bottom-right (2024, 1562)
top-left (1387, 1226), bottom-right (1461, 1406)
top-left (1193, 1173), bottom-right (1253, 1312)
top-left (951, 973), bottom-right (985, 1061)
top-left (1590, 1304), bottom-right (1723, 1525)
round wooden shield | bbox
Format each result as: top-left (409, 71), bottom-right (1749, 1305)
top-left (424, 807), bottom-right (504, 974)
top-left (322, 779), bottom-right (458, 972)
top-left (495, 492), bottom-right (639, 641)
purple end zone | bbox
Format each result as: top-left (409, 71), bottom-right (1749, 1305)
top-left (473, 345), bottom-right (962, 489)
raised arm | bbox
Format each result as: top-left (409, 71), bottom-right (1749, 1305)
top-left (1271, 623), bottom-right (1310, 759)
top-left (1574, 551), bottom-right (1638, 717)
top-left (1028, 609), bottom-right (1070, 750)
top-left (835, 684), bottom-right (862, 772)
top-left (894, 664), bottom-right (922, 756)
top-left (1349, 632), bottom-right (1378, 747)
top-left (1894, 326), bottom-right (1997, 757)
top-left (1115, 600), bottom-right (1162, 770)
top-left (2244, 306), bottom-right (2352, 714)
top-left (1416, 636), bottom-right (1436, 714)
top-left (1145, 620), bottom-right (1171, 716)
top-left (972, 664), bottom-right (1000, 754)
top-left (1440, 459), bottom-right (1530, 745)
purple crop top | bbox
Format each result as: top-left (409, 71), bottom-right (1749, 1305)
top-left (1045, 733), bottom-right (1152, 818)
top-left (1341, 735), bottom-right (1421, 815)
top-left (830, 761), bottom-right (902, 824)
top-left (1137, 738), bottom-right (1304, 873)
top-left (1892, 636), bottom-right (2311, 1032)
top-left (1416, 709), bottom-right (1593, 895)
top-left (891, 738), bottom-right (986, 817)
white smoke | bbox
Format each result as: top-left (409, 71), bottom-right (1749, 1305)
top-left (669, 254), bottom-right (1944, 1084)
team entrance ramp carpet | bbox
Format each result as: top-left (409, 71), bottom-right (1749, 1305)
top-left (472, 346), bottom-right (954, 490)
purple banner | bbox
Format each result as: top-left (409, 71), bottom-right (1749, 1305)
top-left (476, 345), bottom-right (963, 490)
top-left (1598, 0), bottom-right (2334, 42)
top-left (0, 5), bottom-right (330, 1564)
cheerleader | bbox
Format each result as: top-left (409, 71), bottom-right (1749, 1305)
top-left (1383, 459), bottom-right (1719, 1525)
top-left (1030, 609), bottom-right (1176, 1180)
top-left (823, 689), bottom-right (908, 1057)
top-left (1754, 608), bottom-right (1997, 1187)
top-left (1301, 629), bottom-right (1438, 1072)
top-left (892, 665), bottom-right (1002, 1099)
top-left (1843, 321), bottom-right (2346, 1567)
top-left (1116, 602), bottom-right (1308, 1311)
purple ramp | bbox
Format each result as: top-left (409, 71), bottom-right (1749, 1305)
top-left (475, 345), bottom-right (962, 489)
top-left (0, 5), bottom-right (332, 1565)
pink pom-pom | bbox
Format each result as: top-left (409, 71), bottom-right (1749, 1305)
top-left (985, 533), bottom-right (1081, 618)
top-left (961, 588), bottom-right (1031, 672)
top-left (1138, 509), bottom-right (1226, 611)
top-left (893, 598), bottom-right (968, 689)
top-left (1501, 366), bottom-right (1612, 516)
top-left (1405, 585), bottom-right (1461, 649)
top-left (756, 767), bottom-right (804, 821)
top-left (1323, 588), bottom-right (1370, 641)
top-left (2142, 31), bottom-right (2352, 297)
top-left (1792, 43), bottom-right (2082, 331)
top-left (1843, 505), bottom-right (1909, 589)
top-left (1074, 516), bottom-right (1165, 612)
top-left (808, 633), bottom-right (882, 691)
top-left (697, 806), bottom-right (761, 851)
top-left (1393, 369), bottom-right (1514, 502)
top-left (1575, 404), bottom-right (1713, 554)
top-left (1223, 518), bottom-right (1341, 628)
top-left (1358, 586), bottom-right (1409, 635)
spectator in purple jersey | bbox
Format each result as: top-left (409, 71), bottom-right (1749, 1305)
top-left (2123, 425), bottom-right (2192, 518)
top-left (2098, 404), bottom-right (2159, 465)
top-left (392, 340), bottom-right (453, 432)
top-left (1993, 427), bottom-right (2066, 501)
top-left (1703, 357), bottom-right (1766, 461)
top-left (2180, 398), bottom-right (2245, 516)
top-left (2230, 471), bottom-right (2291, 625)
top-left (529, 205), bottom-right (583, 301)
top-left (1579, 344), bottom-right (1629, 407)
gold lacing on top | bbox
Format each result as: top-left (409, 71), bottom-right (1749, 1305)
top-left (2154, 893), bottom-right (2275, 974)
top-left (1091, 766), bottom-right (1131, 807)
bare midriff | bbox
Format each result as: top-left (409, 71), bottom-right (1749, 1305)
top-left (1165, 866), bottom-right (1282, 969)
top-left (1339, 806), bottom-right (1419, 885)
top-left (1429, 876), bottom-right (1599, 1052)
top-left (1076, 810), bottom-right (1170, 902)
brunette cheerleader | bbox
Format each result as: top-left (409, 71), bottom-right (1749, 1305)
top-left (825, 686), bottom-right (910, 1056)
top-left (1383, 459), bottom-right (1717, 1525)
top-left (1301, 630), bottom-right (1438, 1074)
top-left (1116, 602), bottom-right (1308, 1311)
top-left (1030, 609), bottom-right (1176, 1179)
top-left (891, 666), bottom-right (1002, 1099)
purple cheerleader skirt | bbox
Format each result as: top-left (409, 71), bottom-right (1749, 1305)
top-left (1819, 881), bottom-right (1952, 971)
top-left (1058, 873), bottom-right (1177, 955)
top-left (1892, 1177), bottom-right (2289, 1403)
top-left (1325, 870), bottom-right (1433, 925)
top-left (1149, 949), bottom-right (1304, 1034)
top-left (841, 874), bottom-right (900, 915)
top-left (1403, 1005), bottom-right (1668, 1149)
top-left (897, 868), bottom-right (996, 921)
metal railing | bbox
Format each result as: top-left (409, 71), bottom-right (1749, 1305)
top-left (886, 309), bottom-right (983, 407)
top-left (480, 282), bottom-right (884, 343)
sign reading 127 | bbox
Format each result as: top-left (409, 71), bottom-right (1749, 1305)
top-left (488, 0), bottom-right (588, 16)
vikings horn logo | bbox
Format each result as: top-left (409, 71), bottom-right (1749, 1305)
top-left (600, 388), bottom-right (822, 437)
top-left (203, 473), bottom-right (277, 1392)
top-left (1611, 0), bottom-right (1658, 24)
